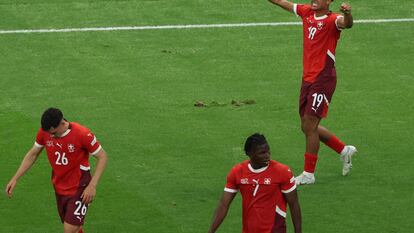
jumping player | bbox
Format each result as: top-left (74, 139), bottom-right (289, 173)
top-left (208, 133), bottom-right (301, 233)
top-left (267, 0), bottom-right (357, 185)
top-left (5, 108), bottom-right (108, 233)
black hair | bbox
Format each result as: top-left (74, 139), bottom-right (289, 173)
top-left (244, 133), bottom-right (268, 155)
top-left (41, 108), bottom-right (63, 131)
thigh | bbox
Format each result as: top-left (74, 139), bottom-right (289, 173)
top-left (304, 77), bottom-right (336, 118)
top-left (272, 213), bottom-right (286, 233)
top-left (299, 81), bottom-right (312, 117)
top-left (64, 188), bottom-right (90, 226)
top-left (57, 171), bottom-right (92, 226)
top-left (56, 194), bottom-right (71, 223)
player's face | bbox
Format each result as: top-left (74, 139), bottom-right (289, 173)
top-left (47, 120), bottom-right (67, 137)
top-left (249, 144), bottom-right (271, 168)
top-left (310, 0), bottom-right (332, 11)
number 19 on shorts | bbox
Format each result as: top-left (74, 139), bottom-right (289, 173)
top-left (311, 93), bottom-right (325, 109)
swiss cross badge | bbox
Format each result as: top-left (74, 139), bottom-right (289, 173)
top-left (317, 21), bottom-right (324, 30)
top-left (68, 144), bottom-right (75, 153)
top-left (264, 178), bottom-right (271, 185)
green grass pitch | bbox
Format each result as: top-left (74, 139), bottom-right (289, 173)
top-left (0, 0), bottom-right (413, 232)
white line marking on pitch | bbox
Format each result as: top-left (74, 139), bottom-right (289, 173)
top-left (0, 18), bottom-right (413, 35)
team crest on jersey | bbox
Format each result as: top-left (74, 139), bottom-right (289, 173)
top-left (46, 140), bottom-right (53, 147)
top-left (68, 144), bottom-right (75, 153)
top-left (240, 178), bottom-right (249, 184)
top-left (317, 21), bottom-right (324, 30)
top-left (264, 178), bottom-right (271, 185)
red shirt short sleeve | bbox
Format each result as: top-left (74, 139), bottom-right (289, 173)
top-left (279, 166), bottom-right (296, 194)
top-left (35, 128), bottom-right (46, 147)
top-left (295, 4), bottom-right (311, 17)
top-left (224, 165), bottom-right (239, 193)
top-left (80, 131), bottom-right (102, 156)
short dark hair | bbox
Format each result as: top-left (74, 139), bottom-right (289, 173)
top-left (244, 133), bottom-right (268, 155)
top-left (41, 108), bottom-right (63, 131)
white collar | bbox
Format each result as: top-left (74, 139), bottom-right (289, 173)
top-left (248, 163), bottom-right (269, 173)
top-left (314, 14), bottom-right (328, 20)
top-left (53, 128), bottom-right (71, 138)
top-left (60, 128), bottom-right (71, 137)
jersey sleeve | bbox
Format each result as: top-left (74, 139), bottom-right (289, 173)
top-left (34, 128), bottom-right (45, 148)
top-left (294, 4), bottom-right (311, 18)
top-left (334, 14), bottom-right (345, 31)
top-left (224, 166), bottom-right (238, 193)
top-left (81, 131), bottom-right (102, 156)
top-left (280, 166), bottom-right (296, 194)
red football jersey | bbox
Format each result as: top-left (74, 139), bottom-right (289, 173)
top-left (225, 160), bottom-right (296, 233)
top-left (35, 122), bottom-right (102, 195)
top-left (294, 4), bottom-right (343, 83)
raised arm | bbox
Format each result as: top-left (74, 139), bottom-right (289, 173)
top-left (283, 189), bottom-right (302, 233)
top-left (5, 145), bottom-right (43, 198)
top-left (268, 0), bottom-right (295, 13)
top-left (337, 2), bottom-right (353, 29)
top-left (208, 191), bottom-right (236, 233)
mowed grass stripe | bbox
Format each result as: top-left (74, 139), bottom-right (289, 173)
top-left (0, 18), bottom-right (413, 34)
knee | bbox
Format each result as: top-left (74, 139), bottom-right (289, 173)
top-left (63, 222), bottom-right (81, 233)
top-left (301, 116), bottom-right (319, 135)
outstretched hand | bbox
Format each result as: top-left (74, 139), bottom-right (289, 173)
top-left (340, 3), bottom-right (352, 14)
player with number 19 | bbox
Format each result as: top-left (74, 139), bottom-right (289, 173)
top-left (267, 0), bottom-right (357, 184)
top-left (5, 108), bottom-right (108, 233)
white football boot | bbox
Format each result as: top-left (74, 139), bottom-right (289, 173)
top-left (295, 171), bottom-right (315, 185)
top-left (340, 145), bottom-right (357, 176)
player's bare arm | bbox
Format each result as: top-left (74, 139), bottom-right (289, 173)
top-left (208, 191), bottom-right (236, 233)
top-left (5, 145), bottom-right (43, 198)
top-left (268, 0), bottom-right (295, 13)
top-left (283, 190), bottom-right (302, 233)
top-left (337, 2), bottom-right (353, 29)
top-left (81, 148), bottom-right (108, 204)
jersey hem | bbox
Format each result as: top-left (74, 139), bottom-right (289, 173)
top-left (80, 165), bottom-right (91, 171)
top-left (276, 205), bottom-right (287, 218)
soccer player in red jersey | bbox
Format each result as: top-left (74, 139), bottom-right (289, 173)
top-left (267, 0), bottom-right (358, 184)
top-left (208, 133), bottom-right (301, 233)
top-left (5, 108), bottom-right (108, 233)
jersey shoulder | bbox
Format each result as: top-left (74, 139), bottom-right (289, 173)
top-left (70, 122), bottom-right (89, 132)
top-left (270, 160), bottom-right (292, 174)
top-left (229, 160), bottom-right (249, 174)
top-left (296, 4), bottom-right (313, 17)
top-left (70, 122), bottom-right (94, 137)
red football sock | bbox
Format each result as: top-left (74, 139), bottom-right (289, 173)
top-left (324, 136), bottom-right (345, 154)
top-left (79, 227), bottom-right (84, 233)
top-left (304, 153), bottom-right (318, 173)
